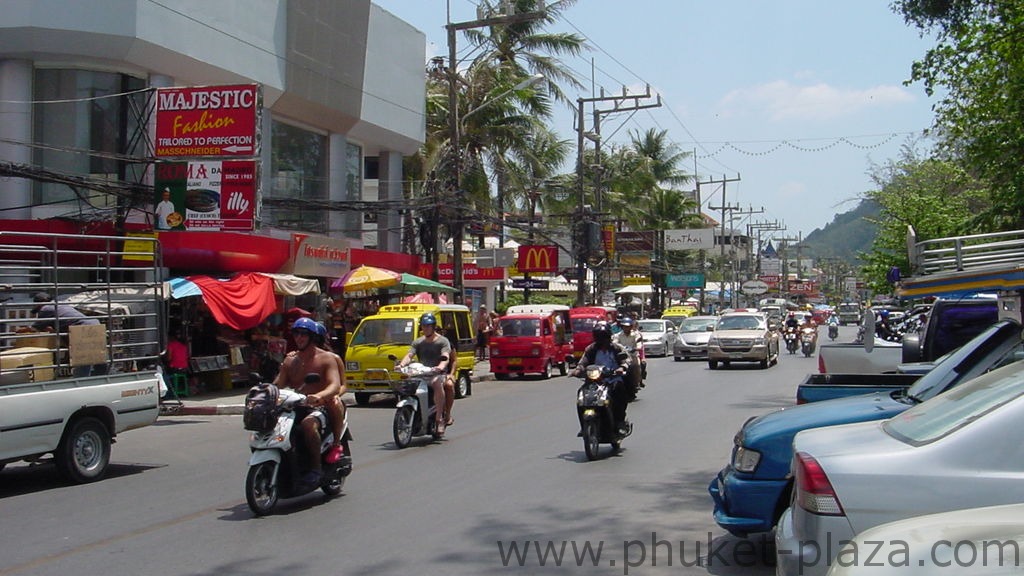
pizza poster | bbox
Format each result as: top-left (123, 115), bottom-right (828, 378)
top-left (153, 160), bottom-right (257, 231)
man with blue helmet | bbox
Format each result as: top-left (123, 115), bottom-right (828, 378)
top-left (396, 312), bottom-right (451, 436)
top-left (274, 316), bottom-right (342, 489)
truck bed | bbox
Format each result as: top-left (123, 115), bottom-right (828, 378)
top-left (796, 372), bottom-right (921, 404)
top-left (816, 341), bottom-right (903, 374)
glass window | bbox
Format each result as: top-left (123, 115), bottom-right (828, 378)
top-left (267, 119), bottom-right (328, 232)
top-left (33, 69), bottom-right (146, 205)
top-left (348, 318), bottom-right (414, 346)
top-left (680, 317), bottom-right (716, 333)
top-left (884, 360), bottom-right (1024, 445)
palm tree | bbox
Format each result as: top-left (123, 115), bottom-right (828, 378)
top-left (465, 0), bottom-right (586, 108)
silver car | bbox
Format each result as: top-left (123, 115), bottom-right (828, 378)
top-left (776, 358), bottom-right (1024, 576)
top-left (672, 315), bottom-right (718, 360)
top-left (707, 312), bottom-right (779, 369)
top-left (636, 319), bottom-right (677, 357)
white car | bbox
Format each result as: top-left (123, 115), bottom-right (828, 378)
top-left (636, 318), bottom-right (677, 357)
top-left (672, 315), bottom-right (718, 360)
top-left (826, 502), bottom-right (1024, 575)
top-left (776, 358), bottom-right (1024, 576)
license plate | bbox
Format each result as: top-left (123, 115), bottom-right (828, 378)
top-left (508, 357), bottom-right (522, 365)
top-left (730, 353), bottom-right (745, 359)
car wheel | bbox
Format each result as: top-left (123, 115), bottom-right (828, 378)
top-left (674, 355), bottom-right (681, 362)
top-left (759, 358), bottom-right (769, 369)
top-left (540, 361), bottom-right (552, 380)
top-left (56, 417), bottom-right (110, 484)
top-left (455, 372), bottom-right (471, 398)
top-left (494, 372), bottom-right (509, 380)
top-left (708, 360), bottom-right (718, 370)
top-left (355, 393), bottom-right (372, 406)
top-left (559, 360), bottom-right (568, 376)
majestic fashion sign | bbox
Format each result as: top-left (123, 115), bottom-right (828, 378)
top-left (154, 84), bottom-right (261, 158)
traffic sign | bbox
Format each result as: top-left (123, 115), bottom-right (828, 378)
top-left (741, 280), bottom-right (769, 295)
top-left (511, 279), bottom-right (549, 289)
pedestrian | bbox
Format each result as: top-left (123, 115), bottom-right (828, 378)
top-left (475, 304), bottom-right (492, 361)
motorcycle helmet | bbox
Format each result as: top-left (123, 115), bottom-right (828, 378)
top-left (419, 312), bottom-right (437, 327)
top-left (592, 322), bottom-right (612, 344)
top-left (291, 316), bottom-right (318, 335)
top-left (313, 321), bottom-right (328, 344)
top-left (619, 317), bottom-right (634, 328)
top-left (879, 309), bottom-right (890, 319)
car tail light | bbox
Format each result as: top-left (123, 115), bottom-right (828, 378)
top-left (818, 353), bottom-right (826, 374)
top-left (794, 452), bottom-right (844, 516)
top-left (531, 344), bottom-right (541, 357)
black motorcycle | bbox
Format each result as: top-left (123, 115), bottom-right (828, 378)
top-left (783, 326), bottom-right (799, 354)
top-left (575, 365), bottom-right (631, 461)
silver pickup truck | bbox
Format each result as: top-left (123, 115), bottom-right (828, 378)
top-left (0, 231), bottom-right (166, 483)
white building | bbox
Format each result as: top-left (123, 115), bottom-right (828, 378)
top-left (0, 0), bottom-right (425, 256)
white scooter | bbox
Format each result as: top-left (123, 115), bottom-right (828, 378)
top-left (382, 354), bottom-right (443, 448)
top-left (244, 374), bottom-right (353, 516)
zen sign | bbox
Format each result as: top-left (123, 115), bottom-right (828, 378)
top-left (155, 84), bottom-right (261, 158)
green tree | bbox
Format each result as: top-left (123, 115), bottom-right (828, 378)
top-left (894, 0), bottom-right (1024, 228)
top-left (859, 143), bottom-right (986, 292)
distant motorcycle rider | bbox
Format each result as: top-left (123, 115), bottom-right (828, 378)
top-left (612, 316), bottom-right (645, 396)
top-left (396, 313), bottom-right (451, 436)
top-left (572, 322), bottom-right (632, 435)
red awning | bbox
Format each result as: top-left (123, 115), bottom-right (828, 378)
top-left (189, 272), bottom-right (279, 331)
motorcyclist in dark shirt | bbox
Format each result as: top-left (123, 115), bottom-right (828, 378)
top-left (571, 322), bottom-right (632, 435)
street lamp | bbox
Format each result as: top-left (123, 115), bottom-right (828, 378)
top-left (447, 7), bottom-right (545, 304)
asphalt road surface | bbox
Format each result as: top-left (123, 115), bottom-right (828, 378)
top-left (0, 326), bottom-right (856, 575)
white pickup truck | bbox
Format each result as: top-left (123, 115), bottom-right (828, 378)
top-left (0, 231), bottom-right (166, 483)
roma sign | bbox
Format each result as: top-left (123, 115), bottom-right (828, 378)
top-left (154, 84), bottom-right (261, 158)
top-left (517, 245), bottom-right (558, 273)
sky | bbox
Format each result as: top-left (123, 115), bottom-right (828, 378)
top-left (373, 0), bottom-right (938, 243)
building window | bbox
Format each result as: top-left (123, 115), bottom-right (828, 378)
top-left (364, 156), bottom-right (379, 180)
top-left (32, 70), bottom-right (146, 207)
top-left (267, 119), bottom-right (328, 233)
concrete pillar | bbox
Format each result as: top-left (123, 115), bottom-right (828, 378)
top-left (377, 150), bottom-right (403, 253)
top-left (0, 59), bottom-right (34, 219)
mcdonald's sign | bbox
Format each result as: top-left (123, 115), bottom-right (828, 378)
top-left (517, 244), bottom-right (558, 273)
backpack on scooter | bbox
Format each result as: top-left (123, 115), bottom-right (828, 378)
top-left (243, 383), bottom-right (280, 432)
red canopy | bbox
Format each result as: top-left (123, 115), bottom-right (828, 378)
top-left (189, 272), bottom-right (279, 330)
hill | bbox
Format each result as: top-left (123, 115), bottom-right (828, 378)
top-left (798, 199), bottom-right (880, 264)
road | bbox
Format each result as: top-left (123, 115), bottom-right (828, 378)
top-left (0, 327), bottom-right (853, 576)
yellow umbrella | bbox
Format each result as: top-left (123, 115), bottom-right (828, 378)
top-left (330, 265), bottom-right (401, 293)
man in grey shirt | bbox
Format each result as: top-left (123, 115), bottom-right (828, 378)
top-left (396, 312), bottom-right (451, 436)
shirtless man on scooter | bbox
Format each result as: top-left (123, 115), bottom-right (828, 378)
top-left (274, 317), bottom-right (342, 490)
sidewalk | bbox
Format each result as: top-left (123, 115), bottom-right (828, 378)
top-left (161, 361), bottom-right (495, 416)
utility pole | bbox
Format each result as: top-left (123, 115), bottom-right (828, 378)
top-left (574, 87), bottom-right (661, 306)
top-left (777, 233), bottom-right (802, 303)
top-left (702, 174), bottom-right (741, 311)
top-left (447, 3), bottom-right (544, 304)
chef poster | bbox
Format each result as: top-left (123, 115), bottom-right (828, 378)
top-left (153, 160), bottom-right (257, 231)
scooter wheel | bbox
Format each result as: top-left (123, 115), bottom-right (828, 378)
top-left (322, 475), bottom-right (345, 497)
top-left (393, 406), bottom-right (415, 449)
top-left (582, 421), bottom-right (600, 461)
top-left (245, 461), bottom-right (279, 516)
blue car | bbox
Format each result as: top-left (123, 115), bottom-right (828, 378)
top-left (708, 319), bottom-right (1022, 537)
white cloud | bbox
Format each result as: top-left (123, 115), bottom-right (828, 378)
top-left (718, 80), bottom-right (914, 121)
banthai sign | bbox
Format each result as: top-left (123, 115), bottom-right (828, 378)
top-left (289, 234), bottom-right (350, 278)
top-left (153, 160), bottom-right (257, 231)
top-left (665, 228), bottom-right (715, 251)
top-left (154, 84), bottom-right (261, 158)
top-left (517, 245), bottom-right (558, 273)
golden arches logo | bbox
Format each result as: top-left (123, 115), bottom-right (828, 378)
top-left (518, 245), bottom-right (557, 273)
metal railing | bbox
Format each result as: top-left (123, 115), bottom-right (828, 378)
top-left (908, 226), bottom-right (1024, 275)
